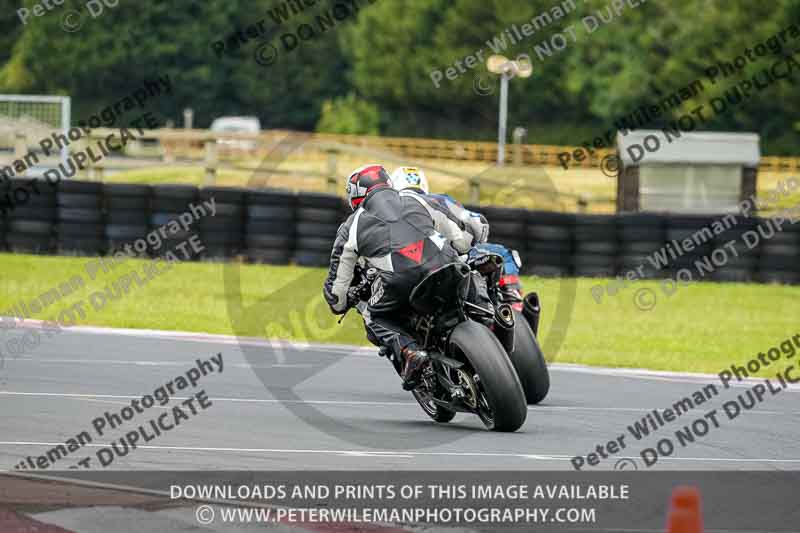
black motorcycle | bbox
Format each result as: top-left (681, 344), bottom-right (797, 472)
top-left (347, 256), bottom-right (528, 432)
top-left (473, 250), bottom-right (550, 405)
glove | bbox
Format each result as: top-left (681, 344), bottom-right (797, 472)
top-left (346, 286), bottom-right (364, 309)
top-left (466, 213), bottom-right (490, 244)
top-left (474, 214), bottom-right (490, 244)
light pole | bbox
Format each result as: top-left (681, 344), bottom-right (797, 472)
top-left (487, 55), bottom-right (532, 166)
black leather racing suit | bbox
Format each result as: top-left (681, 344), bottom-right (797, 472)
top-left (323, 187), bottom-right (473, 353)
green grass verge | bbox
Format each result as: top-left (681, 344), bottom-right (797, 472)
top-left (1, 253), bottom-right (798, 376)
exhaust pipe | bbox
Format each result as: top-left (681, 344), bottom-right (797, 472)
top-left (494, 303), bottom-right (515, 354)
top-left (522, 292), bottom-right (541, 337)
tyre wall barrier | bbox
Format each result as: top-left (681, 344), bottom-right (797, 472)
top-left (0, 179), bottom-right (797, 284)
top-left (469, 206), bottom-right (800, 284)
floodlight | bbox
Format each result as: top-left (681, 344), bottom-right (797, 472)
top-left (487, 55), bottom-right (510, 75)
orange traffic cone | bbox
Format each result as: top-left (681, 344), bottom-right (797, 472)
top-left (666, 486), bottom-right (702, 533)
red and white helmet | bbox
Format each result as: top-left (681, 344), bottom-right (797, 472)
top-left (346, 164), bottom-right (392, 211)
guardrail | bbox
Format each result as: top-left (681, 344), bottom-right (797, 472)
top-left (1, 128), bottom-right (620, 210)
top-left (274, 131), bottom-right (800, 172)
top-left (4, 128), bottom-right (799, 179)
top-left (1, 179), bottom-right (797, 286)
top-left (0, 128), bottom-right (794, 216)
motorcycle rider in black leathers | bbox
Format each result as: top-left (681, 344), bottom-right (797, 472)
top-left (323, 164), bottom-right (476, 390)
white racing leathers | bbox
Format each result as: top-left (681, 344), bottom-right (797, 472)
top-left (426, 192), bottom-right (490, 245)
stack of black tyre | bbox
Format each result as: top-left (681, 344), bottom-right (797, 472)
top-left (480, 206), bottom-right (527, 259)
top-left (711, 215), bottom-right (758, 283)
top-left (56, 180), bottom-right (105, 256)
top-left (572, 214), bottom-right (617, 277)
top-left (104, 183), bottom-right (151, 255)
top-left (150, 185), bottom-right (200, 260)
top-left (616, 213), bottom-right (667, 278)
top-left (524, 211), bottom-right (574, 276)
top-left (293, 193), bottom-right (346, 267)
top-left (244, 189), bottom-right (296, 264)
top-left (664, 215), bottom-right (717, 279)
top-left (199, 187), bottom-right (245, 259)
top-left (0, 180), bottom-right (8, 252)
top-left (6, 178), bottom-right (56, 254)
top-left (3, 180), bottom-right (800, 289)
top-left (757, 218), bottom-right (800, 284)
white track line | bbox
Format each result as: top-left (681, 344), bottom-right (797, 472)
top-left (8, 356), bottom-right (800, 392)
top-left (0, 441), bottom-right (798, 464)
top-left (4, 317), bottom-right (799, 390)
top-left (1, 317), bottom-right (375, 354)
top-left (0, 392), bottom-right (795, 415)
top-left (4, 358), bottom-right (314, 369)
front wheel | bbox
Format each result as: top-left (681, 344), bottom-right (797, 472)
top-left (449, 321), bottom-right (527, 432)
top-left (509, 311), bottom-right (550, 405)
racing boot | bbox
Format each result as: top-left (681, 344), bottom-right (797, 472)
top-left (401, 345), bottom-right (430, 391)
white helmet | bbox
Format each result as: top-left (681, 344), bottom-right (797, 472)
top-left (390, 166), bottom-right (429, 194)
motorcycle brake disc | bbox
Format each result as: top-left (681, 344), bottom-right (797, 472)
top-left (455, 368), bottom-right (478, 409)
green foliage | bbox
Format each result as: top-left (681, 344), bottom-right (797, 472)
top-left (344, 0), bottom-right (799, 152)
top-left (1, 0), bottom-right (797, 153)
top-left (0, 0), bottom-right (23, 61)
top-left (316, 93), bottom-right (381, 135)
top-left (2, 0), bottom-right (349, 129)
top-left (564, 0), bottom-right (800, 154)
top-left (0, 0), bottom-right (25, 88)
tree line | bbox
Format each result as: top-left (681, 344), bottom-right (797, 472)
top-left (1, 0), bottom-right (798, 154)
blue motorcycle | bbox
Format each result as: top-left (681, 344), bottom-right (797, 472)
top-left (470, 243), bottom-right (549, 405)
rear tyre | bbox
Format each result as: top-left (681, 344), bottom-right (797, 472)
top-left (449, 321), bottom-right (527, 432)
top-left (509, 312), bottom-right (550, 405)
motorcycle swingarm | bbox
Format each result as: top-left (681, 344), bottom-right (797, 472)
top-left (431, 397), bottom-right (474, 414)
top-left (428, 358), bottom-right (478, 414)
top-left (429, 351), bottom-right (463, 370)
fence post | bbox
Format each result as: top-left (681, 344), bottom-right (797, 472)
top-left (14, 132), bottom-right (27, 166)
top-left (183, 108), bottom-right (194, 130)
top-left (162, 130), bottom-right (175, 164)
top-left (469, 175), bottom-right (480, 204)
top-left (86, 136), bottom-right (95, 181)
top-left (326, 149), bottom-right (339, 194)
top-left (204, 140), bottom-right (218, 186)
top-left (513, 127), bottom-right (527, 166)
top-left (86, 131), bottom-right (104, 181)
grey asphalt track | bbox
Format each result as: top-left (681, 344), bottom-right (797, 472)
top-left (1, 326), bottom-right (798, 471)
